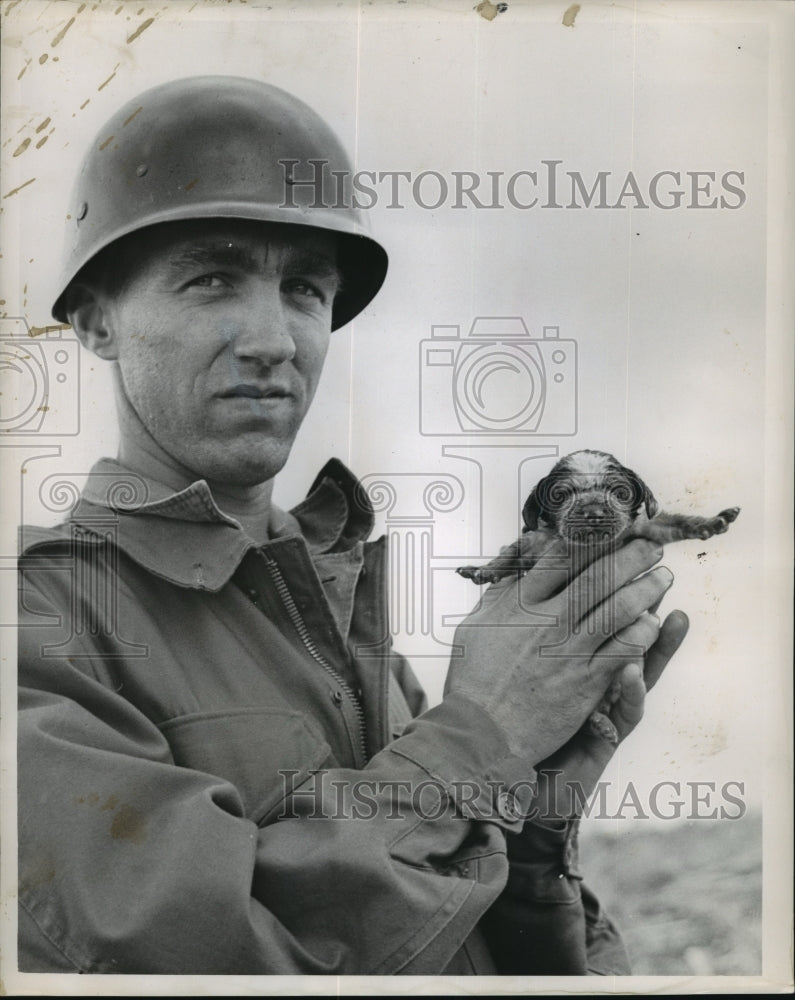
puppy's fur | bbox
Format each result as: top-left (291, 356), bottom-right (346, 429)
top-left (457, 449), bottom-right (740, 741)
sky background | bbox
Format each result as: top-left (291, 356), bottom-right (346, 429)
top-left (1, 0), bottom-right (791, 862)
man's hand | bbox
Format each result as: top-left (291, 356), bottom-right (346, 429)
top-left (531, 609), bottom-right (690, 820)
top-left (445, 537), bottom-right (674, 766)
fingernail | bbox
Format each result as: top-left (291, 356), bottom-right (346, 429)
top-left (655, 567), bottom-right (674, 586)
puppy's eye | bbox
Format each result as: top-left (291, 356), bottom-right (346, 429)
top-left (606, 478), bottom-right (638, 508)
top-left (543, 480), bottom-right (575, 510)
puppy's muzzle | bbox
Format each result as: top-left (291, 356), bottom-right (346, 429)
top-left (560, 499), bottom-right (626, 544)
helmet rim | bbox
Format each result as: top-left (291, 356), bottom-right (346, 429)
top-left (52, 75), bottom-right (388, 330)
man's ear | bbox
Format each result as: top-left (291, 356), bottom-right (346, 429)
top-left (64, 283), bottom-right (119, 360)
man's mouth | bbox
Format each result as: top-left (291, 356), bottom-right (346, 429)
top-left (221, 384), bottom-right (292, 401)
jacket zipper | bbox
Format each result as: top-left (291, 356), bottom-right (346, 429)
top-left (262, 554), bottom-right (369, 767)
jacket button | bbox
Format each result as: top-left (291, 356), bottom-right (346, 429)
top-left (331, 690), bottom-right (343, 705)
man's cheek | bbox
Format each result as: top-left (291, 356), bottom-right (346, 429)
top-left (119, 358), bottom-right (175, 423)
top-left (121, 338), bottom-right (182, 392)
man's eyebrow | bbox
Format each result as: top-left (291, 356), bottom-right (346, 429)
top-left (283, 247), bottom-right (343, 292)
top-left (163, 241), bottom-right (343, 291)
top-left (164, 243), bottom-right (259, 275)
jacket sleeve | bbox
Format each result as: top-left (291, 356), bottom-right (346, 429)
top-left (19, 578), bottom-right (540, 976)
top-left (477, 817), bottom-right (631, 974)
top-left (390, 649), bottom-right (630, 975)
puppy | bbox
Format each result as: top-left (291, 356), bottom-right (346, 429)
top-left (457, 449), bottom-right (740, 742)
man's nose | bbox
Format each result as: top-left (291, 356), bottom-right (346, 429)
top-left (231, 285), bottom-right (296, 366)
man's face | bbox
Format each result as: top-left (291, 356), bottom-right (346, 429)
top-left (94, 220), bottom-right (340, 488)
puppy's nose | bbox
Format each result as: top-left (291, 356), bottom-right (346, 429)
top-left (578, 502), bottom-right (609, 522)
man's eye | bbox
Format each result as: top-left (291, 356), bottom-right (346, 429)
top-left (283, 279), bottom-right (324, 302)
top-left (186, 274), bottom-right (228, 289)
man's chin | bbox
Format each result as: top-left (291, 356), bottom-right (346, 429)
top-left (193, 447), bottom-right (291, 489)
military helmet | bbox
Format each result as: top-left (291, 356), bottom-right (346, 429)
top-left (52, 76), bottom-right (388, 330)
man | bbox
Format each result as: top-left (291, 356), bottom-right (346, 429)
top-left (18, 75), bottom-right (687, 975)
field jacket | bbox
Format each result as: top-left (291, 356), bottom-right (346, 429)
top-left (18, 457), bottom-right (629, 976)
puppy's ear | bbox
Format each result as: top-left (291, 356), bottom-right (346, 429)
top-left (64, 283), bottom-right (118, 361)
top-left (522, 487), bottom-right (542, 531)
top-left (522, 474), bottom-right (556, 530)
top-left (623, 464), bottom-right (659, 519)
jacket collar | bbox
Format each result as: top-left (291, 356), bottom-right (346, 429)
top-left (20, 457), bottom-right (375, 592)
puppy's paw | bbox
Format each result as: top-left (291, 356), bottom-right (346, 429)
top-left (700, 506), bottom-right (741, 537)
top-left (457, 558), bottom-right (531, 585)
top-left (457, 565), bottom-right (504, 585)
top-left (715, 506), bottom-right (741, 530)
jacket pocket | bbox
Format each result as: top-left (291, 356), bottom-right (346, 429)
top-left (159, 708), bottom-right (332, 825)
